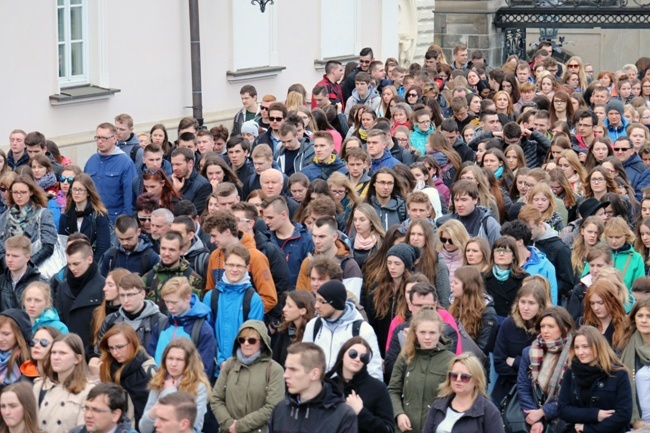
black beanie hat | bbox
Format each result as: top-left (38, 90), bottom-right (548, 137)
top-left (317, 280), bottom-right (348, 311)
top-left (0, 309), bottom-right (32, 344)
top-left (387, 243), bottom-right (421, 272)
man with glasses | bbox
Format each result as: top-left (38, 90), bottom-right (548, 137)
top-left (341, 47), bottom-right (374, 101)
top-left (584, 63), bottom-right (594, 81)
top-left (231, 84), bottom-right (260, 137)
top-left (256, 102), bottom-right (287, 154)
top-left (56, 239), bottom-right (106, 346)
top-left (614, 136), bottom-right (650, 200)
top-left (71, 383), bottom-right (137, 433)
top-left (203, 211), bottom-right (277, 314)
top-left (93, 272), bottom-right (165, 358)
top-left (100, 215), bottom-right (160, 277)
top-left (84, 122), bottom-right (137, 223)
top-left (572, 110), bottom-right (598, 154)
top-left (365, 167), bottom-right (407, 230)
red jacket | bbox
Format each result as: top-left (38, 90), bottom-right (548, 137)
top-left (310, 75), bottom-right (344, 110)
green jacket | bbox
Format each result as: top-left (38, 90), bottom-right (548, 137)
top-left (387, 338), bottom-right (455, 433)
top-left (143, 259), bottom-right (203, 312)
top-left (210, 320), bottom-right (285, 433)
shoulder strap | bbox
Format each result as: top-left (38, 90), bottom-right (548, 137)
top-left (191, 318), bottom-right (205, 347)
top-left (130, 145), bottom-right (139, 162)
top-left (210, 289), bottom-right (220, 323)
top-left (242, 287), bottom-right (255, 321)
top-left (622, 253), bottom-right (634, 277)
top-left (141, 249), bottom-right (153, 272)
top-left (108, 247), bottom-right (118, 271)
top-left (312, 317), bottom-right (323, 340)
top-left (265, 361), bottom-right (272, 389)
top-left (158, 316), bottom-right (168, 334)
top-left (352, 319), bottom-right (363, 337)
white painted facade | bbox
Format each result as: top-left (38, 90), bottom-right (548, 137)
top-left (0, 0), bottom-right (398, 166)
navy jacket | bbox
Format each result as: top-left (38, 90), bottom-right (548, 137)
top-left (179, 170), bottom-right (212, 214)
top-left (492, 317), bottom-right (536, 405)
top-left (624, 152), bottom-right (650, 201)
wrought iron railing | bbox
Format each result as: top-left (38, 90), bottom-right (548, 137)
top-left (504, 0), bottom-right (650, 7)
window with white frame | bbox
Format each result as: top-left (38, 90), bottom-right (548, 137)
top-left (57, 0), bottom-right (89, 86)
top-left (231, 1), bottom-right (277, 70)
top-left (320, 0), bottom-right (358, 59)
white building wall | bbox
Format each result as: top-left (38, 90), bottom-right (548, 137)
top-left (0, 0), bottom-right (392, 166)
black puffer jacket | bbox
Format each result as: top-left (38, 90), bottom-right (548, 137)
top-left (0, 263), bottom-right (43, 311)
top-left (110, 350), bottom-right (157, 428)
top-left (268, 379), bottom-right (358, 433)
top-left (338, 368), bottom-right (394, 433)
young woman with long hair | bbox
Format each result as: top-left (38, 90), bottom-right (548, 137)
top-left (272, 291), bottom-right (316, 367)
top-left (585, 137), bottom-right (614, 172)
top-left (387, 308), bottom-right (456, 433)
top-left (89, 268), bottom-right (129, 351)
top-left (21, 282), bottom-right (67, 334)
top-left (150, 124), bottom-right (171, 157)
top-left (602, 216), bottom-right (645, 290)
top-left (580, 280), bottom-right (627, 351)
top-left (327, 172), bottom-right (360, 229)
top-left (326, 337), bottom-right (394, 433)
top-left (405, 220), bottom-right (451, 308)
top-left (568, 244), bottom-right (613, 321)
top-left (482, 148), bottom-right (515, 194)
top-left (19, 326), bottom-right (62, 382)
top-left (457, 165), bottom-right (500, 222)
top-left (200, 155), bottom-right (243, 193)
top-left (527, 183), bottom-right (564, 231)
top-left (549, 168), bottom-right (582, 224)
top-left (35, 333), bottom-right (94, 433)
top-left (484, 237), bottom-right (529, 320)
top-left (0, 382), bottom-right (41, 433)
top-left (557, 150), bottom-right (587, 196)
top-left (494, 91), bottom-right (516, 122)
top-left (492, 283), bottom-right (548, 404)
top-left (557, 326), bottom-right (632, 433)
top-left (449, 265), bottom-right (498, 357)
top-left (536, 71), bottom-right (558, 99)
top-left (510, 167), bottom-right (531, 202)
top-left (425, 132), bottom-right (462, 188)
top-left (362, 225), bottom-right (408, 287)
top-left (584, 166), bottom-right (617, 200)
top-left (140, 167), bottom-right (183, 210)
top-left (463, 237), bottom-right (491, 273)
top-left (421, 155), bottom-right (451, 205)
top-left (139, 338), bottom-right (210, 433)
top-left (0, 310), bottom-right (31, 390)
top-left (550, 91), bottom-right (575, 126)
top-left (517, 306), bottom-right (575, 433)
top-left (504, 144), bottom-right (526, 175)
top-left (635, 216), bottom-right (650, 275)
top-left (95, 323), bottom-right (156, 427)
top-left (58, 173), bottom-right (111, 262)
top-left (571, 216), bottom-right (604, 278)
top-left (350, 203), bottom-right (386, 270)
top-left (436, 219), bottom-right (470, 283)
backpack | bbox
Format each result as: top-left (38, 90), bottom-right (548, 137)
top-left (107, 247), bottom-right (153, 273)
top-left (130, 145), bottom-right (140, 163)
top-left (157, 316), bottom-right (206, 349)
top-left (209, 286), bottom-right (256, 323)
top-left (312, 317), bottom-right (363, 340)
top-left (147, 267), bottom-right (195, 305)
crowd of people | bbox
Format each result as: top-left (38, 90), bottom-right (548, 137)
top-left (1, 41), bottom-right (650, 433)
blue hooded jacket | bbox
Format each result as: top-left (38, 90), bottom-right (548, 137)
top-left (267, 223), bottom-right (314, 288)
top-left (202, 273), bottom-right (264, 376)
top-left (147, 294), bottom-right (216, 377)
top-left (369, 149), bottom-right (400, 176)
top-left (32, 308), bottom-right (68, 334)
top-left (522, 246), bottom-right (558, 304)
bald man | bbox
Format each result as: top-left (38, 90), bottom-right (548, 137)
top-left (260, 168), bottom-right (300, 219)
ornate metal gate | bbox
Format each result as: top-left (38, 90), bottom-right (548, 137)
top-left (494, 0), bottom-right (650, 62)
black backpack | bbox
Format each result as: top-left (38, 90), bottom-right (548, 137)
top-left (312, 317), bottom-right (363, 340)
top-left (209, 287), bottom-right (256, 323)
top-left (107, 247), bottom-right (153, 273)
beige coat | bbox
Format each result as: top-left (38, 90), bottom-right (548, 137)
top-left (33, 377), bottom-right (95, 433)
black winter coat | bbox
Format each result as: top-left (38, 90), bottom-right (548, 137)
top-left (0, 263), bottom-right (43, 311)
top-left (58, 207), bottom-right (111, 263)
top-left (534, 236), bottom-right (574, 299)
top-left (178, 170), bottom-right (212, 214)
top-left (254, 229), bottom-right (291, 320)
top-left (483, 271), bottom-right (528, 317)
top-left (423, 394), bottom-right (505, 433)
top-left (339, 368), bottom-right (394, 433)
top-left (111, 351), bottom-right (157, 428)
top-left (558, 368), bottom-right (632, 433)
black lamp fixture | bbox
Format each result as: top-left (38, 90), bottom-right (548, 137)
top-left (252, 0), bottom-right (274, 13)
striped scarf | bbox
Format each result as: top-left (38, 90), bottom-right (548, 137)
top-left (529, 333), bottom-right (573, 402)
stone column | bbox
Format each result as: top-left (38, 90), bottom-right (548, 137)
top-left (433, 0), bottom-right (507, 69)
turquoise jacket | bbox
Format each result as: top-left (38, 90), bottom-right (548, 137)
top-left (33, 308), bottom-right (68, 334)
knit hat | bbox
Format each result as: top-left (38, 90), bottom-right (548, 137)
top-left (317, 280), bottom-right (348, 311)
top-left (578, 198), bottom-right (609, 219)
top-left (386, 243), bottom-right (421, 272)
top-left (605, 99), bottom-right (624, 116)
top-left (241, 121), bottom-right (260, 138)
top-left (0, 309), bottom-right (32, 344)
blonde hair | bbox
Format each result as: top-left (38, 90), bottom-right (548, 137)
top-left (401, 308), bottom-right (443, 365)
top-left (437, 353), bottom-right (488, 399)
top-left (437, 220), bottom-right (470, 253)
top-left (526, 183), bottom-right (557, 221)
top-left (21, 281), bottom-right (52, 309)
top-left (148, 337), bottom-right (210, 394)
top-left (604, 216), bottom-right (634, 243)
top-left (571, 326), bottom-right (626, 374)
top-left (161, 277), bottom-right (193, 299)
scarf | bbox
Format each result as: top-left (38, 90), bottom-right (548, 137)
top-left (36, 172), bottom-right (57, 191)
top-left (6, 204), bottom-right (37, 238)
top-left (66, 202), bottom-right (94, 236)
top-left (0, 350), bottom-right (20, 385)
top-left (620, 331), bottom-right (650, 422)
top-left (440, 248), bottom-right (461, 280)
top-left (54, 189), bottom-right (67, 209)
top-left (492, 265), bottom-right (511, 282)
top-left (529, 333), bottom-right (573, 402)
top-left (570, 357), bottom-right (608, 405)
top-left (236, 348), bottom-right (262, 365)
top-left (354, 233), bottom-right (378, 251)
top-left (358, 127), bottom-right (368, 141)
top-left (494, 166), bottom-right (504, 179)
top-left (66, 263), bottom-right (99, 297)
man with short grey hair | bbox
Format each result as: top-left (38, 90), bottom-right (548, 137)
top-left (150, 208), bottom-right (174, 253)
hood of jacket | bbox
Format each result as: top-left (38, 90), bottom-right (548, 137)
top-left (168, 293), bottom-right (211, 323)
top-left (370, 195), bottom-right (404, 211)
top-left (525, 246), bottom-right (547, 266)
top-left (185, 236), bottom-right (209, 256)
top-left (412, 123), bottom-right (434, 136)
top-left (33, 308), bottom-right (64, 328)
top-left (335, 239), bottom-right (352, 257)
top-left (351, 86), bottom-right (380, 105)
top-left (118, 299), bottom-right (162, 321)
top-left (623, 152), bottom-right (646, 171)
top-left (286, 377), bottom-right (345, 409)
top-left (233, 319), bottom-right (273, 357)
top-left (119, 236), bottom-right (154, 254)
top-left (605, 116), bottom-right (629, 132)
top-left (311, 155), bottom-right (346, 171)
top-left (99, 146), bottom-right (128, 158)
top-left (372, 149), bottom-right (395, 165)
top-left (322, 301), bottom-right (362, 332)
top-left (536, 222), bottom-right (558, 241)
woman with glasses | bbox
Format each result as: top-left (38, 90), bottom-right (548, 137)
top-left (484, 237), bottom-right (529, 322)
top-left (58, 173), bottom-right (111, 263)
top-left (517, 307), bottom-right (574, 433)
top-left (94, 323), bottom-right (156, 428)
top-left (437, 220), bottom-right (469, 283)
top-left (423, 353), bottom-right (504, 433)
top-left (327, 172), bottom-right (360, 229)
top-left (51, 164), bottom-right (81, 231)
top-left (140, 166), bottom-right (183, 211)
top-left (550, 91), bottom-right (575, 127)
top-left (562, 57), bottom-right (589, 93)
top-left (388, 308), bottom-right (456, 433)
top-left (326, 336), bottom-right (394, 433)
top-left (210, 320), bottom-right (284, 433)
top-left (134, 193), bottom-right (158, 241)
top-left (584, 166), bottom-right (617, 201)
top-left (0, 175), bottom-right (57, 268)
top-left (34, 333), bottom-right (95, 433)
top-left (140, 338), bottom-right (210, 433)
top-left (20, 325), bottom-right (62, 382)
top-left (405, 86), bottom-right (423, 109)
top-left (409, 109), bottom-right (433, 156)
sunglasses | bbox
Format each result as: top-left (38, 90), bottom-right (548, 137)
top-left (237, 337), bottom-right (259, 345)
top-left (407, 93), bottom-right (418, 97)
top-left (260, 106), bottom-right (269, 111)
top-left (269, 117), bottom-right (284, 122)
top-left (59, 176), bottom-right (75, 183)
top-left (30, 338), bottom-right (51, 348)
top-left (138, 216), bottom-right (152, 222)
top-left (348, 349), bottom-right (369, 364)
top-left (448, 371), bottom-right (472, 383)
top-left (440, 237), bottom-right (453, 245)
top-left (614, 147), bottom-right (631, 152)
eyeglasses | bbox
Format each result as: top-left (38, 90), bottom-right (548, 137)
top-left (553, 99), bottom-right (566, 104)
top-left (440, 237), bottom-right (454, 245)
top-left (71, 188), bottom-right (87, 194)
top-left (237, 337), bottom-right (259, 345)
top-left (225, 263), bottom-right (247, 270)
top-left (418, 119), bottom-right (431, 125)
top-left (614, 147), bottom-right (631, 152)
top-left (30, 338), bottom-right (50, 348)
top-left (590, 177), bottom-right (606, 183)
top-left (331, 189), bottom-right (346, 196)
top-left (118, 291), bottom-right (142, 299)
top-left (59, 176), bottom-right (75, 183)
top-left (138, 215), bottom-right (151, 222)
top-left (268, 117), bottom-right (284, 122)
top-left (348, 349), bottom-right (369, 364)
top-left (577, 123), bottom-right (593, 129)
top-left (494, 248), bottom-right (513, 255)
top-left (448, 371), bottom-right (473, 383)
top-left (407, 93), bottom-right (418, 97)
top-left (376, 181), bottom-right (394, 187)
top-left (10, 190), bottom-right (29, 196)
top-left (82, 405), bottom-right (113, 415)
top-left (107, 343), bottom-right (129, 352)
top-left (94, 135), bottom-right (114, 142)
top-left (567, 64), bottom-right (580, 69)
top-left (396, 138), bottom-right (409, 144)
